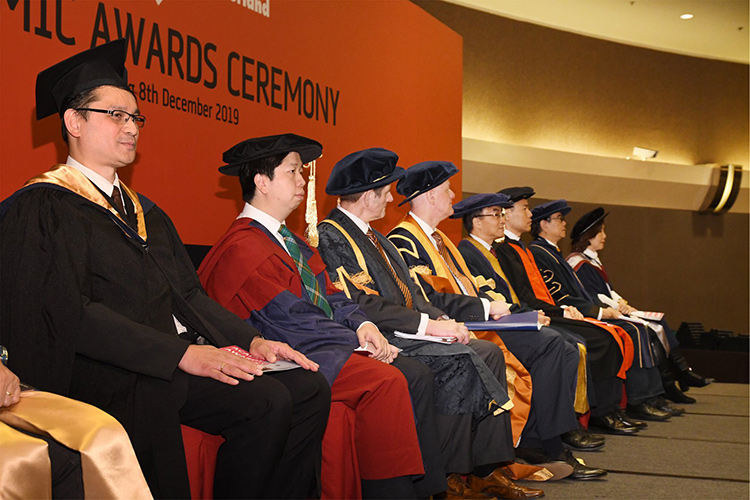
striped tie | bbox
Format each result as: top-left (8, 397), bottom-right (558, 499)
top-left (278, 224), bottom-right (333, 318)
top-left (432, 231), bottom-right (477, 297)
top-left (367, 229), bottom-right (413, 309)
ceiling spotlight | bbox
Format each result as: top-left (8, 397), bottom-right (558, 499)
top-left (632, 146), bottom-right (658, 160)
top-left (680, 13), bottom-right (694, 20)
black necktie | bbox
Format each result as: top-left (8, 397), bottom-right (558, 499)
top-left (111, 185), bottom-right (126, 215)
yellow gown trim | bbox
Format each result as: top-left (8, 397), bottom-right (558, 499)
top-left (0, 391), bottom-right (152, 499)
top-left (24, 164), bottom-right (148, 242)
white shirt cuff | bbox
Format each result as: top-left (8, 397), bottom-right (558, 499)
top-left (480, 298), bottom-right (491, 320)
top-left (416, 313), bottom-right (429, 335)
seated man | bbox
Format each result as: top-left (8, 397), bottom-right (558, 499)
top-left (1, 40), bottom-right (330, 499)
top-left (387, 162), bottom-right (606, 480)
top-left (529, 199), bottom-right (681, 421)
top-left (198, 134), bottom-right (436, 499)
top-left (453, 193), bottom-right (603, 451)
top-left (316, 147), bottom-right (545, 498)
top-left (566, 207), bottom-right (712, 404)
top-left (0, 358), bottom-right (150, 499)
top-left (491, 188), bottom-right (643, 437)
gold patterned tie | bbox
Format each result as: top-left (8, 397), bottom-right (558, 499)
top-left (432, 231), bottom-right (477, 297)
top-left (367, 229), bottom-right (413, 308)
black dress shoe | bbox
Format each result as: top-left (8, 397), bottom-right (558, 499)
top-left (559, 449), bottom-right (607, 481)
top-left (626, 402), bottom-right (672, 421)
top-left (664, 383), bottom-right (696, 404)
top-left (650, 396), bottom-right (685, 416)
top-left (561, 429), bottom-right (605, 451)
top-left (589, 413), bottom-right (639, 435)
top-left (515, 447), bottom-right (574, 480)
top-left (615, 409), bottom-right (647, 429)
top-left (678, 369), bottom-right (715, 392)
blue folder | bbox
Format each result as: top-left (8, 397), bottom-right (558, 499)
top-left (464, 311), bottom-right (541, 331)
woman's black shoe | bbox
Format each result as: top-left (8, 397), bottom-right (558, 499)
top-left (678, 369), bottom-right (715, 392)
top-left (664, 383), bottom-right (696, 404)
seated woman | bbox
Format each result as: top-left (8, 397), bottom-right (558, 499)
top-left (566, 208), bottom-right (714, 405)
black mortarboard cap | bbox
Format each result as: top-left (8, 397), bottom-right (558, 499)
top-left (531, 199), bottom-right (572, 222)
top-left (396, 161), bottom-right (459, 206)
top-left (35, 39), bottom-right (129, 120)
top-left (326, 148), bottom-right (405, 196)
top-left (219, 133), bottom-right (322, 176)
top-left (497, 186), bottom-right (535, 203)
top-left (570, 207), bottom-right (609, 242)
top-left (450, 193), bottom-right (513, 219)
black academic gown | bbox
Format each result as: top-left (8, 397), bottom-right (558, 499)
top-left (386, 217), bottom-right (581, 446)
top-left (458, 238), bottom-right (592, 410)
top-left (0, 169), bottom-right (329, 498)
top-left (318, 207), bottom-right (515, 472)
top-left (493, 237), bottom-right (626, 415)
top-left (443, 238), bottom-right (583, 442)
top-left (529, 238), bottom-right (656, 369)
top-left (528, 238), bottom-right (663, 403)
top-left (568, 251), bottom-right (679, 351)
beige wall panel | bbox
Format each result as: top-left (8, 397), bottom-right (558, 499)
top-left (462, 139), bottom-right (750, 213)
top-left (415, 1), bottom-right (749, 168)
top-left (463, 161), bottom-right (717, 211)
top-left (414, 0), bottom-right (748, 334)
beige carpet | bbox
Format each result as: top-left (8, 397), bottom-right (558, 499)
top-left (521, 383), bottom-right (749, 499)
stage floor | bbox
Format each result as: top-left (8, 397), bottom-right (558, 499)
top-left (520, 383), bottom-right (749, 498)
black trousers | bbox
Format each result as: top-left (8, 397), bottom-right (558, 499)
top-left (550, 317), bottom-right (624, 416)
top-left (179, 368), bottom-right (331, 499)
top-left (625, 365), bottom-right (664, 404)
top-left (464, 340), bottom-right (515, 468)
top-left (497, 327), bottom-right (579, 443)
top-left (12, 429), bottom-right (84, 499)
top-left (390, 356), bottom-right (447, 498)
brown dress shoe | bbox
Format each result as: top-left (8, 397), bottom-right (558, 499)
top-left (467, 469), bottom-right (545, 499)
top-left (441, 473), bottom-right (497, 499)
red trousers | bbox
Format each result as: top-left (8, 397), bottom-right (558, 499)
top-left (321, 354), bottom-right (424, 499)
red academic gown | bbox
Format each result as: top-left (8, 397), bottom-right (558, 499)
top-left (198, 218), bottom-right (424, 499)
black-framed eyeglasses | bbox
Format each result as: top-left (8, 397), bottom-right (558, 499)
top-left (75, 108), bottom-right (146, 129)
top-left (548, 215), bottom-right (566, 222)
top-left (475, 209), bottom-right (506, 219)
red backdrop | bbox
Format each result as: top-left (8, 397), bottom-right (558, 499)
top-left (1, 0), bottom-right (463, 243)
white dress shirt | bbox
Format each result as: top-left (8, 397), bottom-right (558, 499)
top-left (240, 203), bottom-right (373, 331)
top-left (67, 156), bottom-right (126, 214)
top-left (410, 212), bottom-right (490, 320)
top-left (238, 202), bottom-right (290, 255)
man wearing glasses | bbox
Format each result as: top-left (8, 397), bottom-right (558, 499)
top-left (453, 193), bottom-right (608, 478)
top-left (0, 40), bottom-right (330, 499)
top-left (388, 168), bottom-right (606, 481)
top-left (529, 200), bottom-right (680, 423)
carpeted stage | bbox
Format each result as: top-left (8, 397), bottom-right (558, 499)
top-left (526, 383), bottom-right (749, 498)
